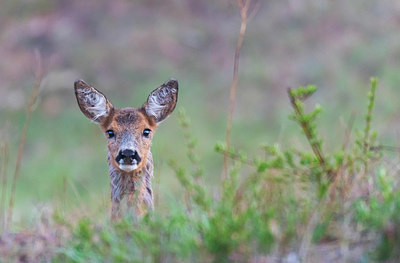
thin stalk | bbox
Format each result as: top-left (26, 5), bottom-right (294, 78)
top-left (362, 78), bottom-right (378, 196)
top-left (0, 143), bottom-right (9, 233)
top-left (288, 88), bottom-right (327, 170)
top-left (363, 78), bottom-right (378, 154)
top-left (6, 51), bottom-right (43, 231)
top-left (223, 0), bottom-right (250, 181)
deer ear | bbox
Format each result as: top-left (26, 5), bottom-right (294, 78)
top-left (74, 80), bottom-right (114, 124)
top-left (143, 78), bottom-right (178, 123)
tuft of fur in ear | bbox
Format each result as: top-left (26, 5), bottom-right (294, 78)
top-left (74, 80), bottom-right (114, 124)
top-left (143, 78), bottom-right (178, 123)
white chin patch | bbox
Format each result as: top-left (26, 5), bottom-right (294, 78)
top-left (118, 164), bottom-right (138, 172)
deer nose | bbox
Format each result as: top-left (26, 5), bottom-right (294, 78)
top-left (116, 149), bottom-right (142, 165)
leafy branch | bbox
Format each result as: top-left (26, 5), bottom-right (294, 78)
top-left (288, 86), bottom-right (332, 180)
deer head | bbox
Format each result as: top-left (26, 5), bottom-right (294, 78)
top-left (74, 79), bottom-right (178, 174)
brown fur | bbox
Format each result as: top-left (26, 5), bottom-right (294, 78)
top-left (103, 108), bottom-right (156, 173)
top-left (74, 79), bottom-right (178, 219)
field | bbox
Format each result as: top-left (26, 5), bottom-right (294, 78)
top-left (1, 1), bottom-right (400, 262)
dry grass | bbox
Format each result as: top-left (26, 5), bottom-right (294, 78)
top-left (0, 142), bottom-right (9, 232)
top-left (223, 0), bottom-right (258, 180)
top-left (6, 51), bottom-right (43, 232)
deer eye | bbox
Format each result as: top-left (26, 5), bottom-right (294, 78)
top-left (143, 128), bottom-right (151, 138)
top-left (106, 129), bottom-right (115, 138)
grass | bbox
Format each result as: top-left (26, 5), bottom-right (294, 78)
top-left (6, 50), bottom-right (42, 231)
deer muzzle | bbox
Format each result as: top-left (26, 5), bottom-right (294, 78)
top-left (116, 149), bottom-right (142, 172)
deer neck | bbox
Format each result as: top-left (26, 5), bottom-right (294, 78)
top-left (107, 152), bottom-right (153, 203)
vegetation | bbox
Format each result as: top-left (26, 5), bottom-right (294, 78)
top-left (3, 76), bottom-right (400, 262)
top-left (1, 1), bottom-right (400, 262)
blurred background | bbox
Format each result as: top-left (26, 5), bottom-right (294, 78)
top-left (1, 0), bottom-right (400, 225)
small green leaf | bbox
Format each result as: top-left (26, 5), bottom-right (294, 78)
top-left (257, 161), bottom-right (269, 173)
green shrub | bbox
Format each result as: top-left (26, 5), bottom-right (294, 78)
top-left (354, 166), bottom-right (400, 261)
top-left (55, 77), bottom-right (399, 262)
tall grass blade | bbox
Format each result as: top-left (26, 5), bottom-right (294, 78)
top-left (223, 0), bottom-right (252, 180)
top-left (6, 51), bottom-right (43, 231)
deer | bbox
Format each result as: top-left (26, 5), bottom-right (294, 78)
top-left (74, 78), bottom-right (178, 219)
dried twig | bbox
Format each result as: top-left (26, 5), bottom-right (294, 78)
top-left (0, 142), bottom-right (9, 232)
top-left (6, 51), bottom-right (43, 231)
top-left (223, 0), bottom-right (252, 180)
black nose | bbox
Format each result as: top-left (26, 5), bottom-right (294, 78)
top-left (116, 149), bottom-right (141, 164)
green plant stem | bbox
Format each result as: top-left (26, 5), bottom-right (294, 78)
top-left (288, 88), bottom-right (327, 172)
top-left (363, 78), bottom-right (378, 154)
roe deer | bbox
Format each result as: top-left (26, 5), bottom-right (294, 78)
top-left (74, 79), bottom-right (178, 219)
